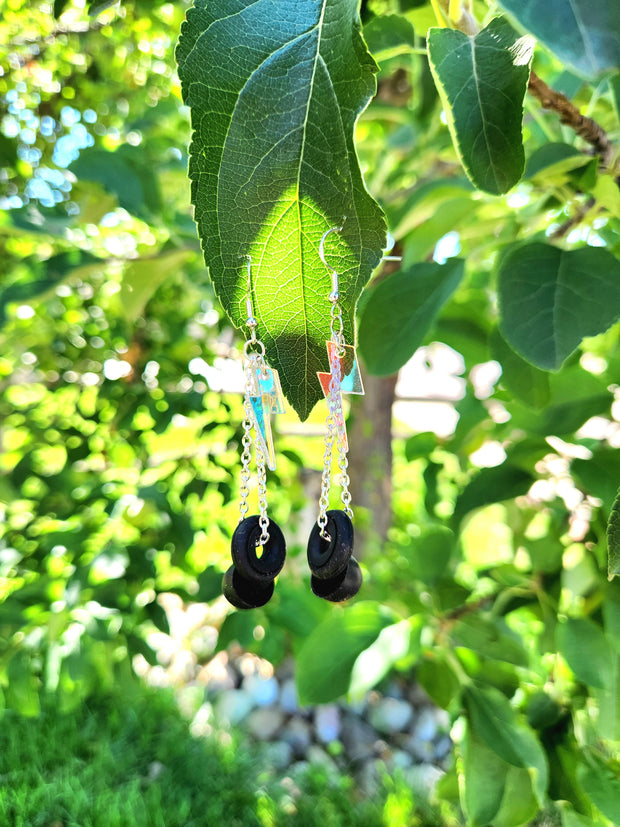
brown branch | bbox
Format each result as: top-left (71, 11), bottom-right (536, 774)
top-left (549, 196), bottom-right (596, 240)
top-left (528, 72), bottom-right (614, 168)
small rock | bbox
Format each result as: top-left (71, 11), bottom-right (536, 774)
top-left (281, 718), bottom-right (313, 758)
top-left (404, 764), bottom-right (444, 796)
top-left (412, 707), bottom-right (438, 742)
top-left (247, 706), bottom-right (285, 741)
top-left (242, 673), bottom-right (279, 707)
top-left (406, 737), bottom-right (437, 764)
top-left (356, 758), bottom-right (385, 797)
top-left (408, 682), bottom-right (433, 707)
top-left (314, 704), bottom-right (341, 744)
top-left (391, 749), bottom-right (414, 770)
top-left (279, 678), bottom-right (299, 714)
top-left (368, 697), bottom-right (413, 735)
top-left (214, 689), bottom-right (254, 725)
top-left (340, 712), bottom-right (379, 761)
top-left (434, 734), bottom-right (453, 762)
top-left (263, 740), bottom-right (294, 771)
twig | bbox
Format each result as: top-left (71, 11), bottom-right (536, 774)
top-left (528, 73), bottom-right (614, 168)
top-left (549, 196), bottom-right (596, 240)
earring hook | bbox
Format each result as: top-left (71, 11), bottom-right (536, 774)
top-left (319, 223), bottom-right (344, 302)
top-left (239, 254), bottom-right (257, 330)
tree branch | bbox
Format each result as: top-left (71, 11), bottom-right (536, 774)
top-left (528, 73), bottom-right (614, 168)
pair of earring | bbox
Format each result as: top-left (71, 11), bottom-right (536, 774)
top-left (222, 228), bottom-right (364, 610)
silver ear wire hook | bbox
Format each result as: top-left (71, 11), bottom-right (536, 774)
top-left (319, 225), bottom-right (344, 303)
top-left (239, 254), bottom-right (257, 330)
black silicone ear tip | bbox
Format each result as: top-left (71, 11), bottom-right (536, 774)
top-left (222, 565), bottom-right (275, 610)
top-left (231, 516), bottom-right (286, 584)
top-left (307, 510), bottom-right (354, 580)
top-left (311, 557), bottom-right (362, 602)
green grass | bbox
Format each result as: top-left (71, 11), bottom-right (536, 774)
top-left (0, 689), bottom-right (261, 827)
top-left (0, 686), bottom-right (451, 826)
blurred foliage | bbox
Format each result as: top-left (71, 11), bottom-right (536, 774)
top-left (1, 2), bottom-right (620, 827)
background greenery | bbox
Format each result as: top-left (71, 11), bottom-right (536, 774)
top-left (1, 1), bottom-right (620, 825)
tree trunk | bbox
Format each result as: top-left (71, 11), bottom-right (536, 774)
top-left (347, 369), bottom-right (398, 558)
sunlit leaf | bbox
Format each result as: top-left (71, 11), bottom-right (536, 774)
top-left (296, 601), bottom-right (397, 704)
top-left (176, 0), bottom-right (386, 419)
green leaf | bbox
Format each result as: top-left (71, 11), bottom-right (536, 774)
top-left (525, 142), bottom-right (591, 181)
top-left (498, 242), bottom-right (620, 371)
top-left (404, 431), bottom-right (437, 462)
top-left (572, 449), bottom-right (620, 510)
top-left (427, 17), bottom-right (534, 195)
top-left (0, 251), bottom-right (103, 329)
top-left (465, 684), bottom-right (549, 804)
top-left (498, 0), bottom-right (620, 80)
top-left (349, 618), bottom-right (419, 700)
top-left (490, 327), bottom-right (550, 409)
top-left (295, 601), bottom-right (396, 704)
top-left (69, 147), bottom-right (160, 217)
top-left (462, 728), bottom-right (509, 826)
top-left (407, 525), bottom-right (455, 584)
top-left (453, 464), bottom-right (534, 526)
top-left (452, 615), bottom-right (529, 667)
top-left (608, 490), bottom-right (620, 578)
top-left (493, 766), bottom-right (540, 827)
top-left (578, 752), bottom-right (620, 822)
top-left (120, 249), bottom-right (195, 322)
top-left (363, 13), bottom-right (416, 62)
top-left (557, 617), bottom-right (615, 689)
top-left (176, 0), bottom-right (386, 420)
top-left (416, 655), bottom-right (462, 709)
top-left (358, 258), bottom-right (464, 376)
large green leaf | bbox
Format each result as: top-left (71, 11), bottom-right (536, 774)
top-left (465, 684), bottom-right (549, 804)
top-left (578, 752), bottom-right (620, 822)
top-left (358, 258), bottom-right (464, 375)
top-left (498, 243), bottom-right (620, 371)
top-left (453, 464), bottom-right (534, 526)
top-left (557, 617), bottom-right (614, 690)
top-left (176, 0), bottom-right (386, 419)
top-left (427, 17), bottom-right (534, 195)
top-left (498, 0), bottom-right (620, 80)
top-left (295, 601), bottom-right (397, 704)
top-left (608, 489), bottom-right (620, 578)
top-left (490, 327), bottom-right (550, 409)
top-left (462, 729), bottom-right (509, 826)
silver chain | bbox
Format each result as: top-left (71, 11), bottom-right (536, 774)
top-left (255, 442), bottom-right (270, 546)
top-left (317, 371), bottom-right (337, 539)
top-left (238, 394), bottom-right (254, 521)
top-left (317, 294), bottom-right (354, 537)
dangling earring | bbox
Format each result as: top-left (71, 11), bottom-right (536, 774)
top-left (222, 256), bottom-right (287, 610)
top-left (307, 226), bottom-right (365, 602)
